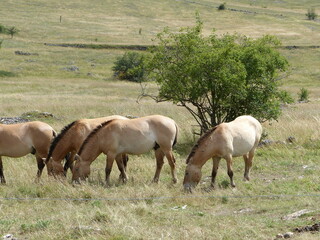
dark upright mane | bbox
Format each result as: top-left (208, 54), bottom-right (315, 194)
top-left (186, 126), bottom-right (218, 164)
top-left (78, 120), bottom-right (114, 155)
top-left (46, 120), bottom-right (77, 162)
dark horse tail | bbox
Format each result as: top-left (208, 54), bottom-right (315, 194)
top-left (172, 123), bottom-right (178, 147)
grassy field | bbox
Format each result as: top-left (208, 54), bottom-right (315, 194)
top-left (0, 0), bottom-right (320, 239)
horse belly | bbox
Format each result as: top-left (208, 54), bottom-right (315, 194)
top-left (0, 135), bottom-right (32, 157)
top-left (0, 144), bottom-right (31, 158)
top-left (119, 136), bottom-right (155, 155)
top-left (232, 138), bottom-right (256, 157)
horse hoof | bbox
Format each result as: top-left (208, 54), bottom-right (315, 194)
top-left (152, 178), bottom-right (159, 183)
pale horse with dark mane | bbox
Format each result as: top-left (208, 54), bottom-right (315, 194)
top-left (0, 121), bottom-right (56, 183)
top-left (183, 115), bottom-right (262, 191)
top-left (72, 115), bottom-right (178, 185)
top-left (44, 115), bottom-right (128, 177)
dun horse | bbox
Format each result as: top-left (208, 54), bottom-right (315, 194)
top-left (0, 121), bottom-right (56, 183)
top-left (183, 115), bottom-right (262, 191)
top-left (72, 115), bottom-right (178, 185)
top-left (45, 115), bottom-right (128, 177)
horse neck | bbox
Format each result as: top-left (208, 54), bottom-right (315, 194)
top-left (50, 133), bottom-right (75, 162)
top-left (189, 140), bottom-right (215, 168)
top-left (79, 134), bottom-right (103, 164)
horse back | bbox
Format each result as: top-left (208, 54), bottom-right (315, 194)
top-left (76, 115), bottom-right (129, 146)
top-left (224, 116), bottom-right (262, 156)
top-left (135, 115), bottom-right (177, 148)
top-left (0, 121), bottom-right (55, 157)
top-left (101, 115), bottom-right (177, 154)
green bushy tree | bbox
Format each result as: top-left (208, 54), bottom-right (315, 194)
top-left (146, 17), bottom-right (290, 133)
top-left (112, 51), bottom-right (146, 82)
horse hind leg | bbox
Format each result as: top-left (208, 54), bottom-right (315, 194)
top-left (243, 150), bottom-right (254, 181)
top-left (115, 154), bottom-right (128, 183)
top-left (0, 156), bottom-right (6, 184)
top-left (153, 149), bottom-right (165, 183)
top-left (164, 150), bottom-right (178, 184)
top-left (122, 154), bottom-right (129, 172)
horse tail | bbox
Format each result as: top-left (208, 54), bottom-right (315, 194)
top-left (52, 130), bottom-right (57, 138)
top-left (172, 123), bottom-right (179, 148)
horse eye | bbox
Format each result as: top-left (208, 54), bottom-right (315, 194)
top-left (185, 172), bottom-right (189, 176)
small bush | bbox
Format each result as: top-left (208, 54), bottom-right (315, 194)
top-left (112, 51), bottom-right (146, 82)
top-left (7, 26), bottom-right (19, 38)
top-left (218, 3), bottom-right (226, 11)
top-left (298, 88), bottom-right (309, 102)
top-left (0, 24), bottom-right (19, 38)
top-left (0, 24), bottom-right (6, 33)
top-left (306, 8), bottom-right (317, 20)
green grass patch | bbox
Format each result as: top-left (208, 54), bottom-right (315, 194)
top-left (0, 70), bottom-right (15, 77)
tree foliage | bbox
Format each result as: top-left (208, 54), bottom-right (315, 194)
top-left (147, 17), bottom-right (291, 133)
top-left (112, 51), bottom-right (146, 82)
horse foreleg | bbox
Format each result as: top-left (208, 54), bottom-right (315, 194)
top-left (115, 154), bottom-right (128, 183)
top-left (226, 155), bottom-right (235, 188)
top-left (122, 154), bottom-right (129, 172)
top-left (211, 157), bottom-right (221, 188)
top-left (0, 156), bottom-right (6, 184)
top-left (153, 149), bottom-right (165, 183)
top-left (243, 150), bottom-right (254, 181)
top-left (105, 153), bottom-right (115, 186)
top-left (164, 150), bottom-right (177, 184)
top-left (64, 151), bottom-right (76, 175)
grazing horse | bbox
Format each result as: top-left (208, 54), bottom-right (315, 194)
top-left (183, 115), bottom-right (262, 191)
top-left (45, 115), bottom-right (128, 177)
top-left (0, 121), bottom-right (56, 183)
top-left (72, 115), bottom-right (178, 185)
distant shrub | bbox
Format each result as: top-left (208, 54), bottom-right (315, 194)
top-left (298, 88), bottom-right (309, 102)
top-left (0, 24), bottom-right (6, 33)
top-left (0, 24), bottom-right (19, 38)
top-left (306, 8), bottom-right (317, 20)
top-left (7, 26), bottom-right (19, 38)
top-left (218, 3), bottom-right (226, 11)
top-left (279, 90), bottom-right (294, 104)
top-left (112, 51), bottom-right (146, 82)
